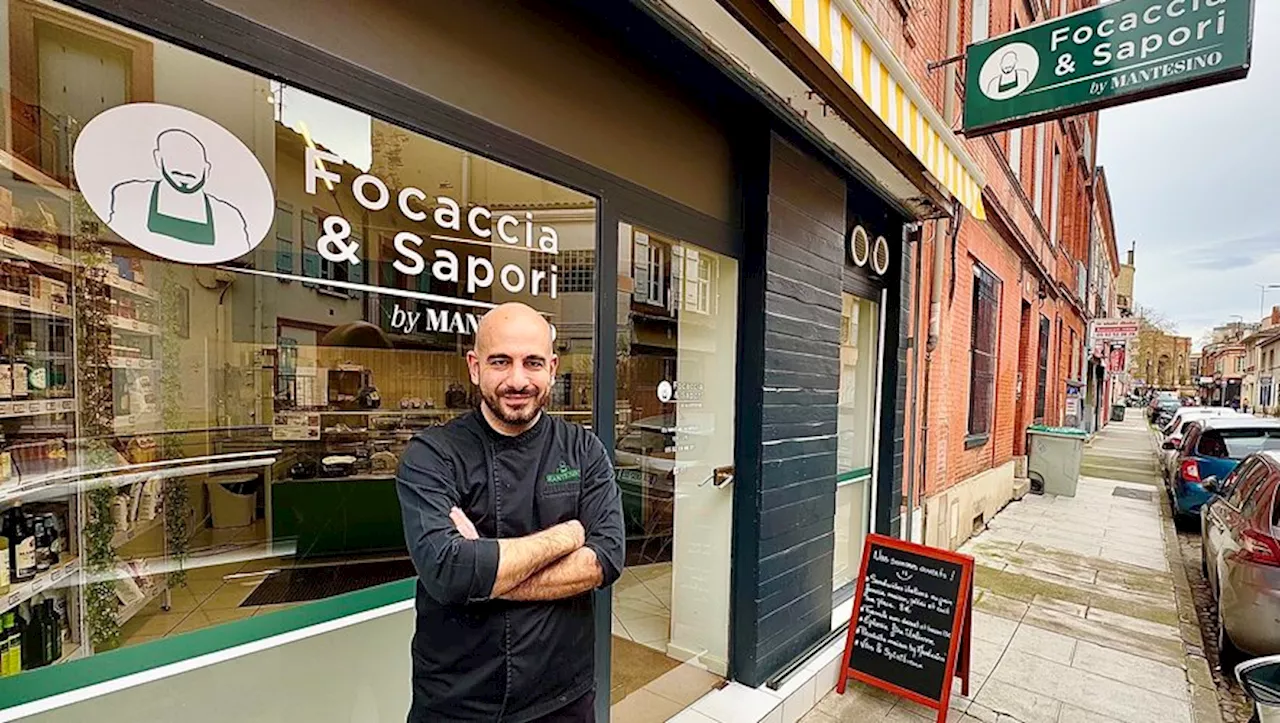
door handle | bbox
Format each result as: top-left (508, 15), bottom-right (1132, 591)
top-left (700, 465), bottom-right (735, 488)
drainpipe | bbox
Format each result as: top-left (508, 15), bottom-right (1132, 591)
top-left (943, 0), bottom-right (961, 123)
top-left (904, 226), bottom-right (925, 541)
top-left (918, 203), bottom-right (961, 541)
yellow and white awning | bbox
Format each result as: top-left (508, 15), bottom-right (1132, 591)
top-left (770, 0), bottom-right (986, 221)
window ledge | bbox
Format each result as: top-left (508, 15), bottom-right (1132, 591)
top-left (964, 433), bottom-right (990, 450)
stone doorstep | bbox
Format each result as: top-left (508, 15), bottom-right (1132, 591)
top-left (681, 633), bottom-right (845, 723)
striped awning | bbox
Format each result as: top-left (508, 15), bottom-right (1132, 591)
top-left (770, 0), bottom-right (986, 221)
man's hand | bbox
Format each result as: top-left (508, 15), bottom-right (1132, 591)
top-left (451, 507), bottom-right (480, 540)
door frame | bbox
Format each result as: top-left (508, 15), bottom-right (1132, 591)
top-left (62, 0), bottom-right (752, 719)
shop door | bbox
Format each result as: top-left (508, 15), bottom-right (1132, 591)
top-left (609, 222), bottom-right (738, 711)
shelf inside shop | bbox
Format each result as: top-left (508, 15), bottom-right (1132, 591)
top-left (54, 643), bottom-right (82, 665)
top-left (115, 580), bottom-right (165, 627)
top-left (0, 150), bottom-right (72, 202)
top-left (107, 316), bottom-right (160, 335)
top-left (0, 234), bottom-right (73, 271)
top-left (2, 557), bottom-right (80, 615)
top-left (0, 290), bottom-right (71, 319)
top-left (110, 514), bottom-right (164, 549)
top-left (0, 398), bottom-right (76, 418)
top-left (113, 412), bottom-right (161, 434)
top-left (109, 357), bottom-right (159, 370)
top-left (102, 272), bottom-right (157, 300)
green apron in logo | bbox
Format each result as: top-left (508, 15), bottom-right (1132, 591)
top-left (998, 73), bottom-right (1019, 93)
top-left (147, 182), bottom-right (215, 246)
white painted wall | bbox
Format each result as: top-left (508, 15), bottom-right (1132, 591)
top-left (10, 608), bottom-right (414, 723)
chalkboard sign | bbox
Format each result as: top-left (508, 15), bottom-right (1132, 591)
top-left (837, 534), bottom-right (974, 721)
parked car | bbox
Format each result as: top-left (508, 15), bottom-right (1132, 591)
top-left (1200, 450), bottom-right (1280, 669)
top-left (1150, 396), bottom-right (1183, 426)
top-left (1160, 408), bottom-right (1240, 481)
top-left (1236, 655), bottom-right (1280, 723)
top-left (1168, 417), bottom-right (1280, 522)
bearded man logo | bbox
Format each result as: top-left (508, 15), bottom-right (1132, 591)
top-left (107, 129), bottom-right (249, 250)
top-left (74, 103), bottom-right (274, 265)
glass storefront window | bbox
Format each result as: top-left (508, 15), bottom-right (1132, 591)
top-left (832, 293), bottom-right (879, 592)
top-left (610, 222), bottom-right (736, 709)
top-left (0, 0), bottom-right (595, 686)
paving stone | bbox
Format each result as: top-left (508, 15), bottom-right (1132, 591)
top-left (1057, 705), bottom-right (1128, 723)
top-left (1030, 594), bottom-right (1087, 618)
top-left (1070, 640), bottom-right (1188, 701)
top-left (1186, 655), bottom-right (1214, 692)
top-left (1008, 624), bottom-right (1078, 665)
top-left (973, 589), bottom-right (1031, 622)
top-left (971, 679), bottom-right (1062, 723)
top-left (993, 651), bottom-right (1190, 723)
top-left (813, 683), bottom-right (895, 721)
top-left (1190, 683), bottom-right (1225, 723)
top-left (1084, 606), bottom-right (1180, 641)
top-left (972, 611), bottom-right (1020, 649)
top-left (1021, 606), bottom-right (1184, 668)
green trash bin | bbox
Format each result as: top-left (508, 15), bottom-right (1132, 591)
top-left (1110, 404), bottom-right (1126, 422)
top-left (1026, 425), bottom-right (1087, 497)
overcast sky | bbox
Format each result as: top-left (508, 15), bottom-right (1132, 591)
top-left (1096, 1), bottom-right (1280, 350)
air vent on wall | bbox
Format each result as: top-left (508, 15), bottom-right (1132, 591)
top-left (872, 235), bottom-right (890, 276)
top-left (849, 225), bottom-right (870, 267)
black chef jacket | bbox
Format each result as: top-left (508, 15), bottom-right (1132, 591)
top-left (395, 410), bottom-right (624, 723)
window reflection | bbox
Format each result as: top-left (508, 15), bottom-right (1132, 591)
top-left (0, 0), bottom-right (595, 679)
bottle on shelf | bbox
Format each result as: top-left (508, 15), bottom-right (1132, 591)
top-left (18, 601), bottom-right (42, 670)
top-left (32, 516), bottom-right (50, 573)
top-left (0, 535), bottom-right (8, 595)
top-left (12, 605), bottom-right (27, 674)
top-left (5, 504), bottom-right (34, 582)
top-left (0, 339), bottom-right (12, 402)
top-left (0, 433), bottom-right (13, 487)
top-left (0, 612), bottom-right (15, 677)
top-left (43, 598), bottom-right (61, 662)
top-left (42, 513), bottom-right (60, 565)
top-left (10, 339), bottom-right (27, 400)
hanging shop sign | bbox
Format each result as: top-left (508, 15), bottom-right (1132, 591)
top-left (963, 0), bottom-right (1255, 135)
top-left (1090, 318), bottom-right (1141, 344)
top-left (836, 534), bottom-right (974, 723)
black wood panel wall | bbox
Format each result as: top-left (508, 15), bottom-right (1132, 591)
top-left (741, 135), bottom-right (845, 683)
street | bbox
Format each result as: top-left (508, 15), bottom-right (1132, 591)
top-left (804, 414), bottom-right (1253, 723)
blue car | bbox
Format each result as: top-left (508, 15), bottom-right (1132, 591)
top-left (1167, 417), bottom-right (1280, 521)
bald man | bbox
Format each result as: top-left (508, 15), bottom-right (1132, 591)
top-left (395, 303), bottom-right (624, 723)
top-left (107, 129), bottom-right (250, 254)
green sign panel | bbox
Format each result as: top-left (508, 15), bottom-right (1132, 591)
top-left (963, 0), bottom-right (1255, 135)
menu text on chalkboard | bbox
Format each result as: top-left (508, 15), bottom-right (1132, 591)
top-left (837, 534), bottom-right (974, 722)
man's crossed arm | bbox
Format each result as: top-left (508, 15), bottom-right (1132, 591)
top-left (450, 507), bottom-right (602, 601)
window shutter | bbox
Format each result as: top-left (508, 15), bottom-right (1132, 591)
top-left (671, 245), bottom-right (684, 312)
top-left (301, 213), bottom-right (319, 288)
top-left (348, 230), bottom-right (364, 292)
top-left (275, 204), bottom-right (294, 275)
top-left (633, 233), bottom-right (650, 303)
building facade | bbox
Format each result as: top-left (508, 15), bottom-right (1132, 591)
top-left (895, 0), bottom-right (1107, 551)
top-left (0, 0), bottom-right (999, 721)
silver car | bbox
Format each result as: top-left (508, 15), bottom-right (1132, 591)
top-left (1201, 451), bottom-right (1280, 667)
top-left (1237, 656), bottom-right (1280, 723)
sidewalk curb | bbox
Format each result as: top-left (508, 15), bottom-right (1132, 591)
top-left (1151, 425), bottom-right (1225, 723)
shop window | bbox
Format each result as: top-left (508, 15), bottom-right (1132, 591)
top-left (1050, 145), bottom-right (1062, 245)
top-left (534, 249), bottom-right (594, 293)
top-left (1036, 315), bottom-right (1050, 420)
top-left (1033, 124), bottom-right (1046, 221)
top-left (633, 233), bottom-right (665, 307)
top-left (0, 0), bottom-right (598, 698)
top-left (275, 202), bottom-right (295, 275)
top-left (833, 294), bottom-right (879, 594)
top-left (968, 265), bottom-right (1001, 439)
top-left (970, 0), bottom-right (990, 42)
top-left (1007, 127), bottom-right (1022, 181)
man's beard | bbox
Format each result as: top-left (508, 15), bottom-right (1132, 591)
top-left (481, 384), bottom-right (550, 426)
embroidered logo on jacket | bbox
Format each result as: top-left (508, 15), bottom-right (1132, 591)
top-left (545, 463), bottom-right (581, 485)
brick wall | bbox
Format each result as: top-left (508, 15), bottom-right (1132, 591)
top-left (890, 0), bottom-right (1102, 511)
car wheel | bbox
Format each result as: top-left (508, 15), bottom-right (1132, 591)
top-left (1217, 584), bottom-right (1244, 672)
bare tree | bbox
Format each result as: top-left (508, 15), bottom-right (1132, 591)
top-left (1133, 304), bottom-right (1177, 334)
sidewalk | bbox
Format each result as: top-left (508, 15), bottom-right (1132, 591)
top-left (803, 415), bottom-right (1219, 723)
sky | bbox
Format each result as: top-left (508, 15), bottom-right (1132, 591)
top-left (1096, 1), bottom-right (1280, 350)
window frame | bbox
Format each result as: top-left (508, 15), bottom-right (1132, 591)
top-left (967, 263), bottom-right (1001, 442)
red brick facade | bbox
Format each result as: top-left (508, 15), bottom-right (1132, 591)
top-left (870, 0), bottom-right (1102, 500)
